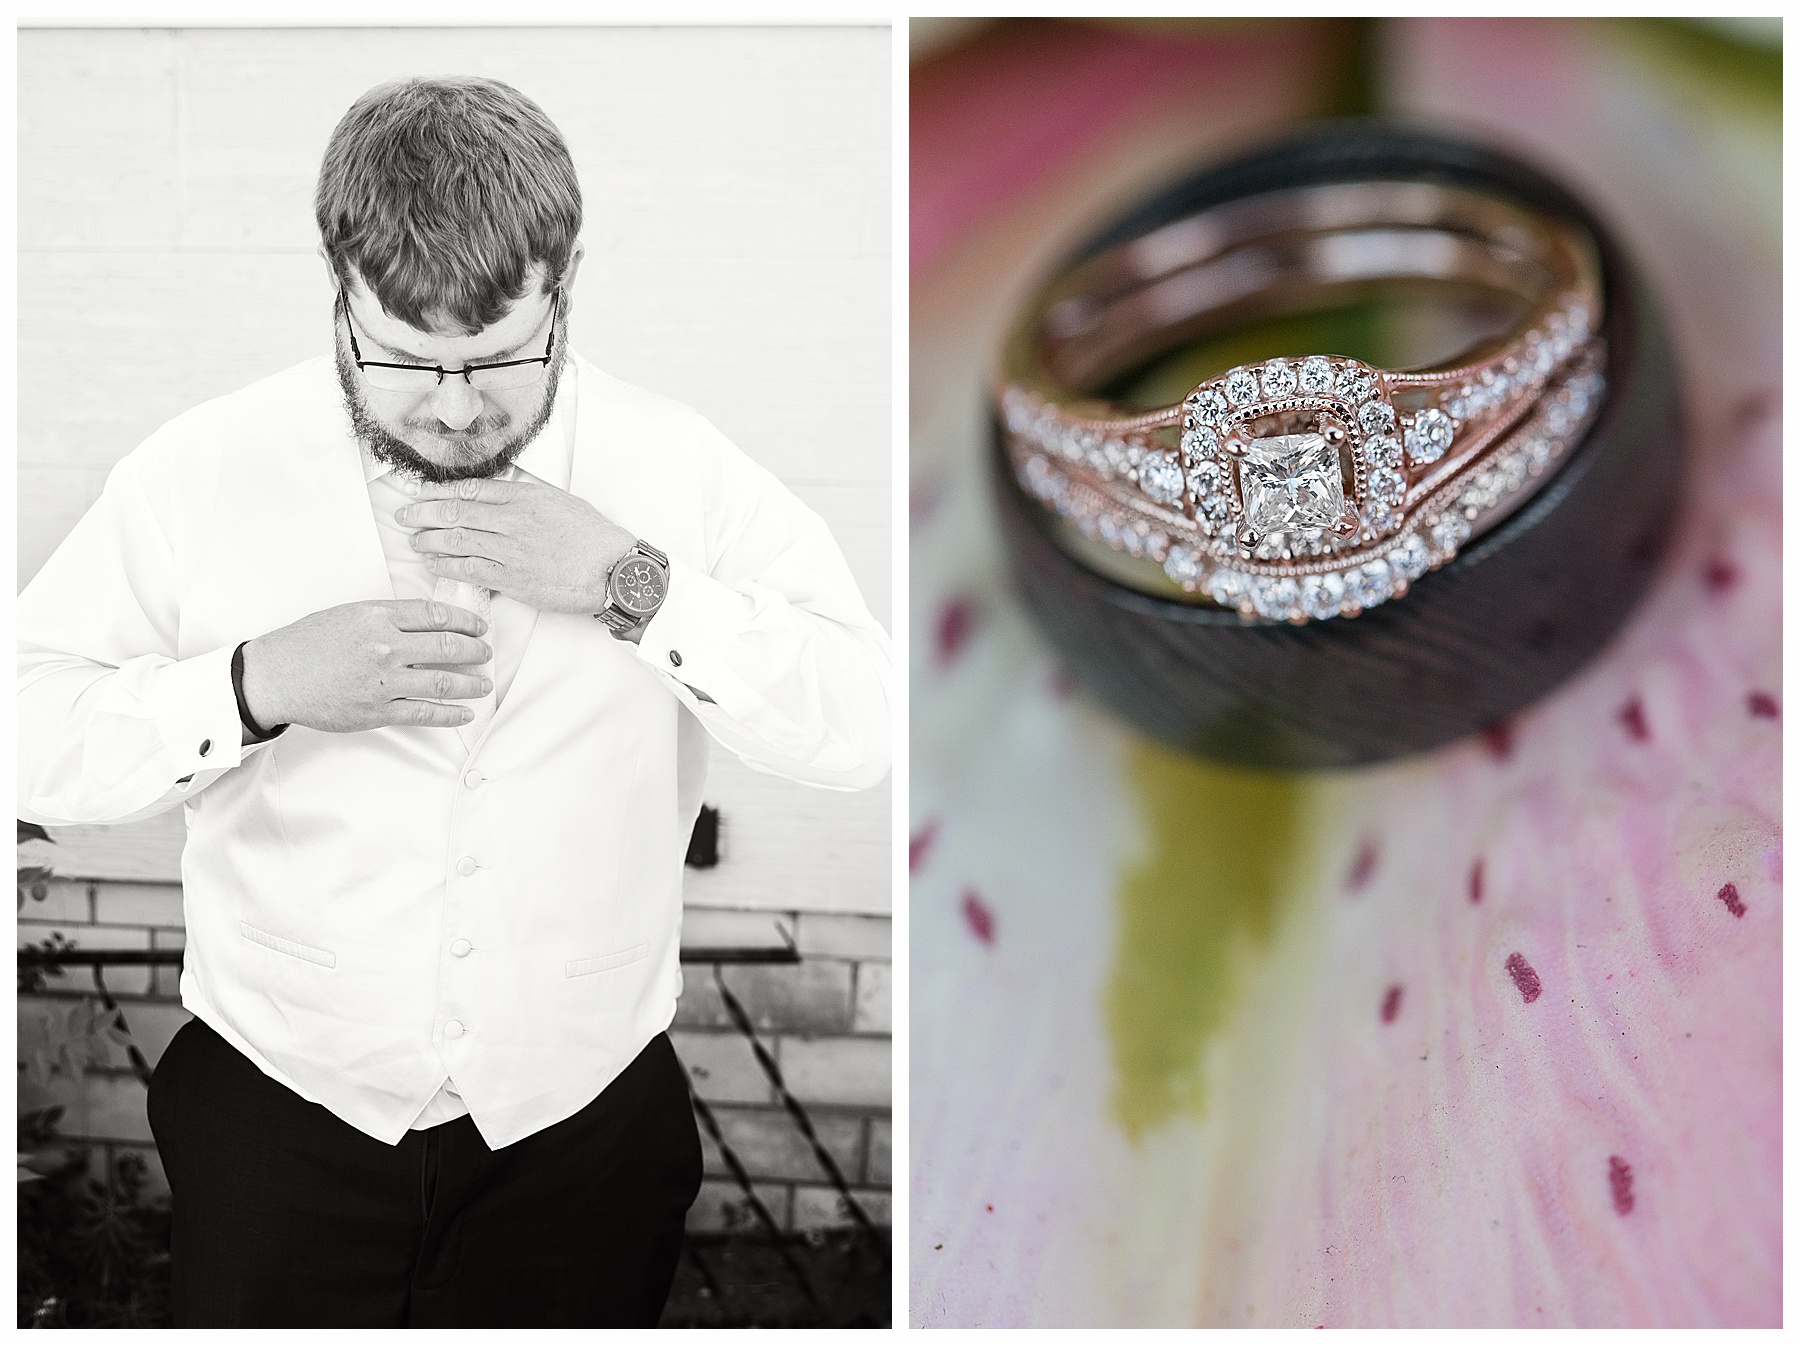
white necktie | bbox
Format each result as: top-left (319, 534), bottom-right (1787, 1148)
top-left (432, 576), bottom-right (496, 753)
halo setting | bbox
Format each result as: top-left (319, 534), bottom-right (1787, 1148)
top-left (1001, 312), bottom-right (1604, 624)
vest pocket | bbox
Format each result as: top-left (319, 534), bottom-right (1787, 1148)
top-left (565, 943), bottom-right (649, 978)
top-left (239, 921), bottom-right (336, 969)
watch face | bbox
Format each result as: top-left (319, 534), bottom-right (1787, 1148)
top-left (612, 557), bottom-right (667, 616)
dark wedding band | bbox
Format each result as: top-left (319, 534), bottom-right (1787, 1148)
top-left (991, 122), bottom-right (1684, 768)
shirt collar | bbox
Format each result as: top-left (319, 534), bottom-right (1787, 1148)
top-left (358, 360), bottom-right (576, 490)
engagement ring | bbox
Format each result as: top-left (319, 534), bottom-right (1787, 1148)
top-left (999, 178), bottom-right (1606, 624)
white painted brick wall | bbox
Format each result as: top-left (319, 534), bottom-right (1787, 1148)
top-left (19, 24), bottom-right (892, 922)
top-left (779, 1036), bottom-right (891, 1108)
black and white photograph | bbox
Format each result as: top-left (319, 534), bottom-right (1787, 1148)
top-left (18, 21), bottom-right (892, 1329)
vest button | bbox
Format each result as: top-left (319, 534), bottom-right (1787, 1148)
top-left (450, 939), bottom-right (472, 958)
top-left (455, 856), bottom-right (477, 877)
top-left (444, 1020), bottom-right (465, 1040)
top-left (463, 770), bottom-right (483, 789)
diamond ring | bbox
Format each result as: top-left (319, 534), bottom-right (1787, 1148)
top-left (997, 180), bottom-right (1606, 624)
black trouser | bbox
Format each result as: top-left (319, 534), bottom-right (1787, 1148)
top-left (147, 1018), bottom-right (702, 1327)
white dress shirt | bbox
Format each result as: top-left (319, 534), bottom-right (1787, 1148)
top-left (18, 350), bottom-right (891, 1149)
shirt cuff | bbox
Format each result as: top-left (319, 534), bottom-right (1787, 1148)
top-left (633, 559), bottom-right (748, 706)
top-left (150, 643), bottom-right (248, 781)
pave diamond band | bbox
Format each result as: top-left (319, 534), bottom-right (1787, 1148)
top-left (1012, 349), bottom-right (1604, 623)
top-left (996, 178), bottom-right (1605, 624)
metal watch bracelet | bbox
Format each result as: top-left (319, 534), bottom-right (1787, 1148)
top-left (595, 540), bottom-right (671, 635)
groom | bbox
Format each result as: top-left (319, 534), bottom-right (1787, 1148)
top-left (16, 76), bottom-right (891, 1327)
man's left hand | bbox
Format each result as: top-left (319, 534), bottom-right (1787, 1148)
top-left (397, 478), bottom-right (636, 614)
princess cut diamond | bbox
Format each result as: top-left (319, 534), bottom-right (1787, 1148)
top-left (1239, 433), bottom-right (1345, 535)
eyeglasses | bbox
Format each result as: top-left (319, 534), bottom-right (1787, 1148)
top-left (341, 289), bottom-right (559, 393)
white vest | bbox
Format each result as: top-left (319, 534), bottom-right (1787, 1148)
top-left (153, 354), bottom-right (750, 1147)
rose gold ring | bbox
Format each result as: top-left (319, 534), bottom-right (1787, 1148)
top-left (997, 180), bottom-right (1606, 623)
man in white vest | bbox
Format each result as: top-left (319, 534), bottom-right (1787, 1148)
top-left (17, 76), bottom-right (890, 1328)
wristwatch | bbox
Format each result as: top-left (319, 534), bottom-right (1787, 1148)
top-left (595, 540), bottom-right (670, 638)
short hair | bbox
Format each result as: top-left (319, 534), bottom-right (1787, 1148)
top-left (315, 76), bottom-right (581, 334)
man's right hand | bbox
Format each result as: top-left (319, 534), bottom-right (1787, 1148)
top-left (238, 599), bottom-right (492, 733)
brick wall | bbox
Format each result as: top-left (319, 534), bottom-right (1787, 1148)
top-left (19, 873), bottom-right (187, 1200)
top-left (19, 833), bottom-right (892, 1234)
top-left (675, 908), bottom-right (892, 1232)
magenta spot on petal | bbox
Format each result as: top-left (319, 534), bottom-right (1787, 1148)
top-left (1617, 696), bottom-right (1649, 742)
top-left (1480, 719), bottom-right (1514, 761)
top-left (1748, 691), bottom-right (1779, 719)
top-left (909, 819), bottom-right (939, 875)
top-left (1703, 556), bottom-right (1740, 595)
top-left (961, 890), bottom-right (995, 945)
top-left (1468, 858), bottom-right (1485, 905)
top-left (935, 597), bottom-right (978, 667)
top-left (1380, 984), bottom-right (1402, 1024)
top-left (1345, 838), bottom-right (1379, 893)
top-left (1764, 849), bottom-right (1782, 883)
top-left (1505, 952), bottom-right (1542, 1003)
top-left (1717, 882), bottom-right (1747, 918)
top-left (1608, 1155), bottom-right (1635, 1214)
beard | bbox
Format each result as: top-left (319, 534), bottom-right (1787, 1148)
top-left (334, 325), bottom-right (567, 483)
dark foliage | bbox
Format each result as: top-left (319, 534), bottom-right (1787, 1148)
top-left (661, 1229), bottom-right (890, 1328)
top-left (18, 1147), bottom-right (172, 1328)
top-left (17, 934), bottom-right (77, 997)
